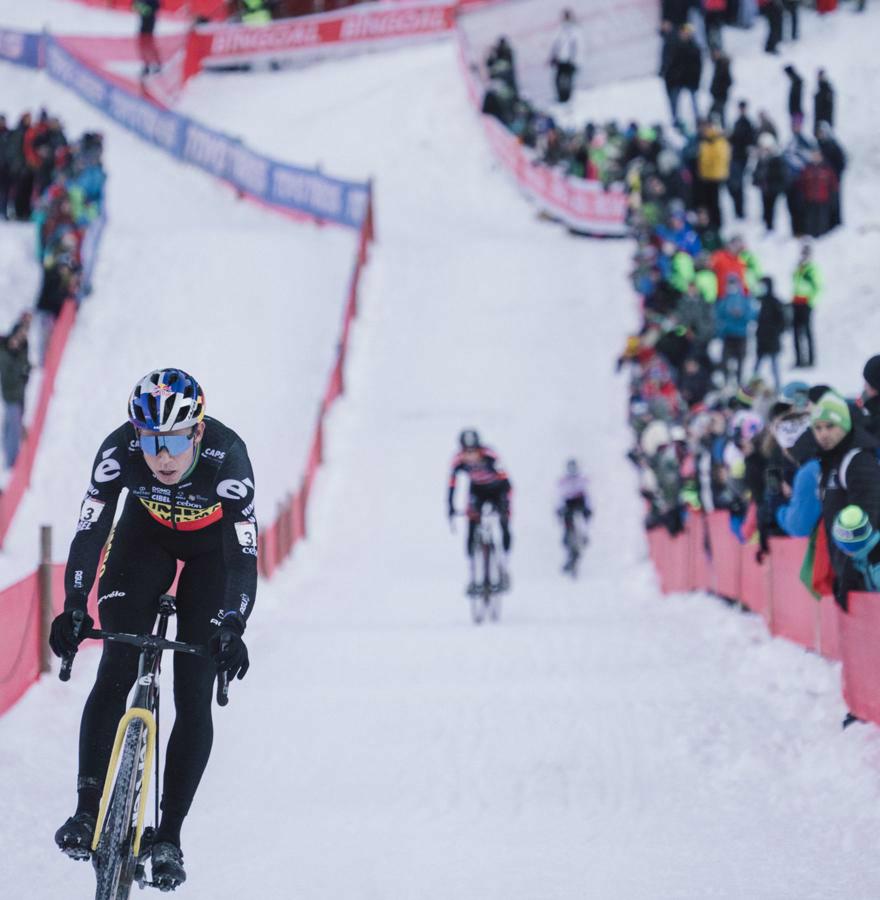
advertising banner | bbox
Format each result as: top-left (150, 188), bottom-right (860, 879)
top-left (481, 115), bottom-right (628, 235)
top-left (45, 38), bottom-right (370, 229)
top-left (194, 1), bottom-right (455, 67)
top-left (0, 28), bottom-right (42, 68)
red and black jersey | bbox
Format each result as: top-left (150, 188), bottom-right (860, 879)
top-left (448, 447), bottom-right (511, 510)
top-left (65, 416), bottom-right (257, 621)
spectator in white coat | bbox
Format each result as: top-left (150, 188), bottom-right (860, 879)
top-left (548, 9), bottom-right (581, 103)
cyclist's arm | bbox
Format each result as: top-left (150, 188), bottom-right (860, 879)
top-left (64, 428), bottom-right (128, 601)
top-left (217, 440), bottom-right (258, 623)
top-left (448, 457), bottom-right (465, 512)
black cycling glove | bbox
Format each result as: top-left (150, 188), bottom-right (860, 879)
top-left (49, 593), bottom-right (93, 659)
top-left (210, 612), bottom-right (249, 680)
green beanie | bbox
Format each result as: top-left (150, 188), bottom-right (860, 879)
top-left (810, 391), bottom-right (852, 432)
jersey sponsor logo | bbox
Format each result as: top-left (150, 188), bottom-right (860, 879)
top-left (139, 498), bottom-right (223, 530)
top-left (129, 439), bottom-right (140, 451)
top-left (241, 502), bottom-right (255, 519)
top-left (78, 498), bottom-right (105, 531)
top-left (73, 570), bottom-right (84, 590)
top-left (98, 589), bottom-right (126, 604)
top-left (94, 447), bottom-right (121, 483)
top-left (217, 477), bottom-right (254, 500)
top-left (201, 447), bottom-right (226, 461)
top-left (239, 593), bottom-right (250, 615)
top-left (234, 521), bottom-right (257, 549)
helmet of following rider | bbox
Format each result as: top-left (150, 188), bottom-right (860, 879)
top-left (459, 429), bottom-right (481, 450)
top-left (128, 368), bottom-right (205, 432)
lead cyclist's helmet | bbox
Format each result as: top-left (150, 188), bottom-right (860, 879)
top-left (128, 368), bottom-right (205, 432)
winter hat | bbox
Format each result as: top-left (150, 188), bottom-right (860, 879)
top-left (781, 380), bottom-right (810, 410)
top-left (863, 355), bottom-right (880, 393)
top-left (832, 505), bottom-right (879, 561)
top-left (772, 412), bottom-right (810, 449)
top-left (810, 390), bottom-right (852, 432)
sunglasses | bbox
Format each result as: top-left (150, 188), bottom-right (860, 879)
top-left (139, 430), bottom-right (195, 457)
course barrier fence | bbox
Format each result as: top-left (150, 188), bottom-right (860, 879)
top-left (454, 22), bottom-right (628, 236)
top-left (646, 511), bottom-right (880, 726)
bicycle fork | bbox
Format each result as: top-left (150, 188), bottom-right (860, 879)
top-left (91, 707), bottom-right (157, 859)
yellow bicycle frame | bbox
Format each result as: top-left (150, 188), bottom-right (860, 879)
top-left (91, 707), bottom-right (157, 858)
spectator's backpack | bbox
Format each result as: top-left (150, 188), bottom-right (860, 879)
top-left (838, 447), bottom-right (880, 491)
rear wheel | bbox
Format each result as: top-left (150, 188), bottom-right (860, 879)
top-left (93, 722), bottom-right (143, 900)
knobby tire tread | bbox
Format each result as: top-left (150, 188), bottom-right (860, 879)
top-left (93, 722), bottom-right (142, 900)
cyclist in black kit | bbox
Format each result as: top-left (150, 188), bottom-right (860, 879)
top-left (50, 368), bottom-right (257, 890)
top-left (448, 429), bottom-right (512, 592)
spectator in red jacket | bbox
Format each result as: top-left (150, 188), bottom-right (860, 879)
top-left (710, 236), bottom-right (748, 298)
top-left (798, 149), bottom-right (838, 237)
top-left (701, 0), bottom-right (727, 50)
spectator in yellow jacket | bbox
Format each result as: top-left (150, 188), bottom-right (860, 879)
top-left (696, 118), bottom-right (731, 230)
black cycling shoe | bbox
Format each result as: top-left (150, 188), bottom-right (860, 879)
top-left (54, 812), bottom-right (96, 860)
top-left (152, 841), bottom-right (186, 892)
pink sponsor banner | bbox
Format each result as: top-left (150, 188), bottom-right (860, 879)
top-left (841, 592), bottom-right (880, 724)
top-left (739, 543), bottom-right (770, 620)
top-left (0, 574), bottom-right (41, 716)
top-left (706, 511), bottom-right (741, 601)
top-left (481, 116), bottom-right (627, 235)
top-left (456, 26), bottom-right (627, 236)
top-left (56, 32), bottom-right (197, 106)
top-left (197, 1), bottom-right (455, 65)
top-left (767, 537), bottom-right (819, 651)
top-left (818, 594), bottom-right (841, 661)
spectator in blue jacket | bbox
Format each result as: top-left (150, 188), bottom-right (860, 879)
top-left (655, 206), bottom-right (702, 257)
top-left (715, 274), bottom-right (756, 385)
top-left (776, 458), bottom-right (821, 536)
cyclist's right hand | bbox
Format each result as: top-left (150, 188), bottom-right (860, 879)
top-left (210, 612), bottom-right (250, 680)
top-left (49, 597), bottom-right (94, 658)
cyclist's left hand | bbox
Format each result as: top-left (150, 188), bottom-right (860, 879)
top-left (210, 613), bottom-right (249, 680)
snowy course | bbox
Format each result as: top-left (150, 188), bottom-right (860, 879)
top-left (3, 3), bottom-right (880, 898)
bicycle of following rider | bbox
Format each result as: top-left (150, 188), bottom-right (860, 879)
top-left (560, 509), bottom-right (588, 578)
top-left (458, 503), bottom-right (506, 625)
top-left (59, 593), bottom-right (229, 898)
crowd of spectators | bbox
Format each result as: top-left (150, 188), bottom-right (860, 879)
top-left (621, 184), bottom-right (879, 607)
top-left (480, 3), bottom-right (847, 242)
top-left (0, 110), bottom-right (106, 471)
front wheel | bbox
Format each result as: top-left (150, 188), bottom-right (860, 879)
top-left (93, 721), bottom-right (143, 900)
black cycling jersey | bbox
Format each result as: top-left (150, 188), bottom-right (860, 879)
top-left (64, 416), bottom-right (258, 621)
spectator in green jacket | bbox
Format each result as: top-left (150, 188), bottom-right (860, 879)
top-left (791, 241), bottom-right (821, 367)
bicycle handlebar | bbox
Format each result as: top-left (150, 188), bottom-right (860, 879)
top-left (58, 614), bottom-right (230, 705)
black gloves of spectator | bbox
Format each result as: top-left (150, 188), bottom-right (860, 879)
top-left (49, 593), bottom-right (93, 659)
top-left (210, 611), bottom-right (249, 680)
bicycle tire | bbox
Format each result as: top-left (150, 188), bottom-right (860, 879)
top-left (93, 721), bottom-right (143, 900)
top-left (481, 542), bottom-right (493, 609)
